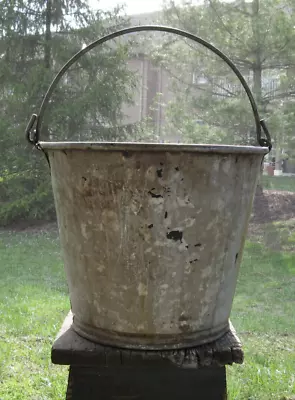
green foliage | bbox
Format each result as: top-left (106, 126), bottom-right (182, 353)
top-left (0, 165), bottom-right (55, 226)
top-left (160, 0), bottom-right (295, 147)
top-left (162, 100), bottom-right (232, 144)
top-left (0, 1), bottom-right (136, 226)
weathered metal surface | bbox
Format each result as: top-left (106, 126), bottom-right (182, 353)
top-left (46, 143), bottom-right (267, 349)
top-left (52, 311), bottom-right (244, 367)
top-left (40, 141), bottom-right (268, 154)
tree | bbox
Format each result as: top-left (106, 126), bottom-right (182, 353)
top-left (0, 0), bottom-right (135, 225)
top-left (158, 0), bottom-right (295, 153)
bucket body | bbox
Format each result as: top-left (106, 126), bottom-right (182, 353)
top-left (43, 142), bottom-right (267, 349)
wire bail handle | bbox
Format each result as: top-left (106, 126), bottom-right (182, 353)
top-left (25, 25), bottom-right (272, 151)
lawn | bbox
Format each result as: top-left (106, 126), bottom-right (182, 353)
top-left (0, 230), bottom-right (69, 399)
top-left (261, 175), bottom-right (295, 192)
top-left (0, 227), bottom-right (295, 399)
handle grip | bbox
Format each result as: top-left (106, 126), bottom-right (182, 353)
top-left (25, 25), bottom-right (272, 150)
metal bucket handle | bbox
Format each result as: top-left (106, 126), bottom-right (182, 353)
top-left (25, 25), bottom-right (272, 150)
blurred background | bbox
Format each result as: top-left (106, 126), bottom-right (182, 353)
top-left (1, 0), bottom-right (295, 226)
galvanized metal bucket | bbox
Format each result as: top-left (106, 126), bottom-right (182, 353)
top-left (26, 26), bottom-right (271, 350)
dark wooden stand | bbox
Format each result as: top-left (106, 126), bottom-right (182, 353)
top-left (52, 313), bottom-right (244, 400)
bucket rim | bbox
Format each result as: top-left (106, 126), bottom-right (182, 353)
top-left (39, 141), bottom-right (268, 155)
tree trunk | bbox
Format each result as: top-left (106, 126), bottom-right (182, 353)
top-left (251, 0), bottom-right (262, 102)
top-left (43, 0), bottom-right (52, 140)
top-left (44, 0), bottom-right (52, 70)
top-left (275, 145), bottom-right (281, 173)
top-left (251, 0), bottom-right (265, 190)
top-left (253, 64), bottom-right (262, 102)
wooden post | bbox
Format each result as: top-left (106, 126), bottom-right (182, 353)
top-left (52, 313), bottom-right (243, 400)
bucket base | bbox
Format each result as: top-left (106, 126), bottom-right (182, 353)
top-left (72, 316), bottom-right (230, 350)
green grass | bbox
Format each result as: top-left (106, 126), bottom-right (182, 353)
top-left (0, 228), bottom-right (295, 399)
top-left (0, 230), bottom-right (69, 400)
top-left (249, 219), bottom-right (295, 253)
top-left (228, 240), bottom-right (295, 399)
top-left (261, 175), bottom-right (295, 192)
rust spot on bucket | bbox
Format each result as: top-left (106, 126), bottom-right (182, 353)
top-left (148, 189), bottom-right (163, 199)
top-left (156, 168), bottom-right (163, 178)
top-left (122, 151), bottom-right (132, 158)
top-left (166, 230), bottom-right (183, 242)
top-left (135, 160), bottom-right (141, 169)
top-left (178, 314), bottom-right (192, 333)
